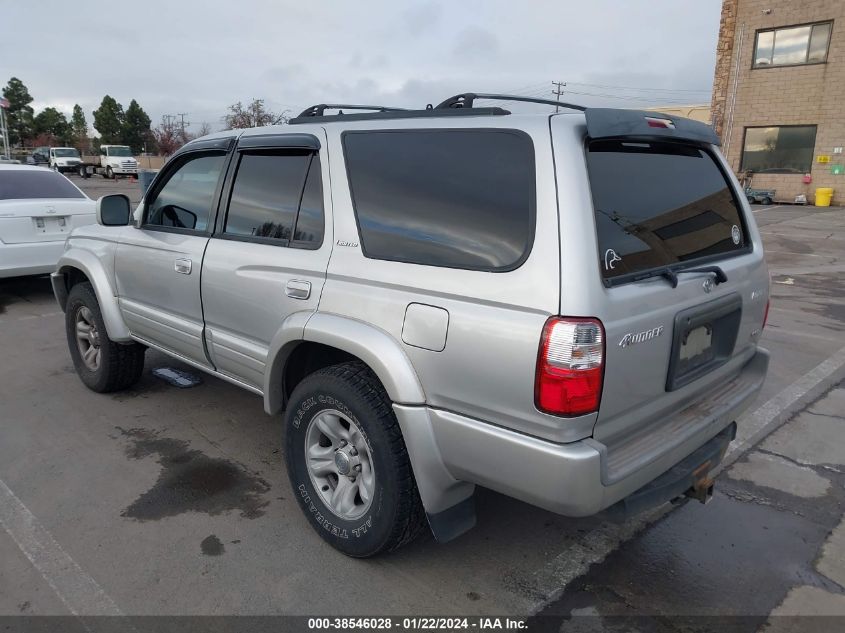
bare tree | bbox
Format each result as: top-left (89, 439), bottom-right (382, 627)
top-left (152, 115), bottom-right (185, 156)
top-left (223, 99), bottom-right (289, 129)
top-left (193, 121), bottom-right (212, 138)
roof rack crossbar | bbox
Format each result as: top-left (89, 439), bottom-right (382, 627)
top-left (296, 104), bottom-right (410, 118)
top-left (435, 93), bottom-right (586, 112)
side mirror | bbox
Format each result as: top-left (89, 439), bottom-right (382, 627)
top-left (96, 194), bottom-right (131, 226)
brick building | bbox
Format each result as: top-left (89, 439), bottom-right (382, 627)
top-left (711, 0), bottom-right (844, 205)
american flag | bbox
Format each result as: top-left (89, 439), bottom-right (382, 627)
top-left (0, 98), bottom-right (9, 109)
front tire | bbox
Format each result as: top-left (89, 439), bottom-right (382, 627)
top-left (65, 282), bottom-right (146, 393)
top-left (285, 361), bottom-right (426, 557)
top-left (106, 166), bottom-right (114, 179)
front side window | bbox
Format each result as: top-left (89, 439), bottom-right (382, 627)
top-left (145, 153), bottom-right (225, 232)
top-left (741, 126), bottom-right (817, 174)
top-left (0, 170), bottom-right (86, 200)
top-left (343, 129), bottom-right (535, 271)
top-left (753, 22), bottom-right (832, 67)
top-left (586, 140), bottom-right (748, 283)
top-left (224, 151), bottom-right (324, 247)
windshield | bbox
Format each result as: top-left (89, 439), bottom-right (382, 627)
top-left (53, 148), bottom-right (80, 157)
top-left (0, 170), bottom-right (86, 200)
top-left (586, 140), bottom-right (748, 283)
top-left (108, 146), bottom-right (133, 157)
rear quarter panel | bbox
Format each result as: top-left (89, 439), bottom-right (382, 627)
top-left (318, 116), bottom-right (593, 442)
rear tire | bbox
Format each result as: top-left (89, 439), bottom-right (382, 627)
top-left (284, 361), bottom-right (426, 557)
top-left (65, 282), bottom-right (145, 393)
top-left (761, 196), bottom-right (772, 205)
top-left (106, 166), bottom-right (114, 179)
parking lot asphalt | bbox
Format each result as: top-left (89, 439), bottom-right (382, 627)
top-left (1, 188), bottom-right (844, 619)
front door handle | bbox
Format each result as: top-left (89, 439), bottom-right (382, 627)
top-left (285, 279), bottom-right (311, 300)
top-left (174, 258), bottom-right (192, 275)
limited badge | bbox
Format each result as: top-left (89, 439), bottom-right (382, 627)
top-left (731, 225), bottom-right (741, 245)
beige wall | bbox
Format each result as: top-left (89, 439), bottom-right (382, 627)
top-left (712, 0), bottom-right (845, 205)
top-left (644, 105), bottom-right (711, 123)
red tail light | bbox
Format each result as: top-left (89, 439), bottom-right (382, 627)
top-left (535, 317), bottom-right (605, 417)
top-left (763, 299), bottom-right (770, 329)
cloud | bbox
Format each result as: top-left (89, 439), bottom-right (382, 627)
top-left (1, 0), bottom-right (721, 133)
top-left (403, 2), bottom-right (443, 36)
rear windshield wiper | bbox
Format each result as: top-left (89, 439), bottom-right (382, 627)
top-left (631, 265), bottom-right (728, 289)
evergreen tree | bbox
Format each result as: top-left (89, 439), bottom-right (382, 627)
top-left (33, 107), bottom-right (71, 145)
top-left (122, 100), bottom-right (152, 153)
top-left (71, 104), bottom-right (89, 151)
top-left (2, 77), bottom-right (35, 146)
top-left (92, 95), bottom-right (124, 144)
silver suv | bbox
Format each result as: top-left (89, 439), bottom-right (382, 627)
top-left (52, 94), bottom-right (770, 557)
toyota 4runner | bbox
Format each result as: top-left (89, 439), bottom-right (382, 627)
top-left (52, 93), bottom-right (770, 557)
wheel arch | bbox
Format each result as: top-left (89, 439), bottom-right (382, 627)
top-left (263, 312), bottom-right (426, 416)
top-left (53, 251), bottom-right (132, 341)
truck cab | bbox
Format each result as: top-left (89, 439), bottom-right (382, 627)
top-left (49, 147), bottom-right (83, 173)
top-left (98, 145), bottom-right (138, 179)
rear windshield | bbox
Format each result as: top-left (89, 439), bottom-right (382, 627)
top-left (586, 140), bottom-right (747, 283)
top-left (0, 170), bottom-right (86, 200)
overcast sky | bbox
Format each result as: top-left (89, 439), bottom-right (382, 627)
top-left (3, 0), bottom-right (720, 134)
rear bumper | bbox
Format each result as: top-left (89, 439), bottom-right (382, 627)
top-left (420, 347), bottom-right (768, 518)
top-left (0, 241), bottom-right (66, 279)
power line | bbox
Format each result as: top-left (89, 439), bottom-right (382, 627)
top-left (565, 81), bottom-right (711, 93)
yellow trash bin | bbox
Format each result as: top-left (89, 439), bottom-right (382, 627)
top-left (815, 187), bottom-right (834, 207)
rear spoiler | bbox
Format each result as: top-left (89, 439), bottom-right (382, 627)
top-left (585, 108), bottom-right (720, 146)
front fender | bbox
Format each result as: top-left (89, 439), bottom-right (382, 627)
top-left (263, 312), bottom-right (426, 415)
top-left (54, 249), bottom-right (132, 342)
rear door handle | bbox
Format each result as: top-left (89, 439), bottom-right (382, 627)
top-left (285, 279), bottom-right (311, 300)
top-left (174, 258), bottom-right (192, 274)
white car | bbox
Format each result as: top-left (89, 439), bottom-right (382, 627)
top-left (0, 164), bottom-right (96, 278)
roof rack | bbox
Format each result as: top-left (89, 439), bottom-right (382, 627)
top-left (435, 93), bottom-right (586, 112)
top-left (295, 104), bottom-right (409, 118)
top-left (289, 104), bottom-right (510, 125)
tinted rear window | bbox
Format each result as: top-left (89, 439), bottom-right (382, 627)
top-left (0, 170), bottom-right (85, 200)
top-left (586, 140), bottom-right (747, 282)
top-left (343, 129), bottom-right (535, 271)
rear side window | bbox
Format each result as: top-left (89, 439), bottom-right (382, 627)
top-left (0, 170), bottom-right (85, 200)
top-left (224, 152), bottom-right (324, 248)
top-left (343, 129), bottom-right (535, 271)
top-left (586, 140), bottom-right (748, 283)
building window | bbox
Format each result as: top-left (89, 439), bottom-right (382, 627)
top-left (741, 126), bottom-right (817, 174)
top-left (753, 22), bottom-right (832, 68)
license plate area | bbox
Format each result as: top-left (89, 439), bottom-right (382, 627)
top-left (33, 216), bottom-right (70, 235)
top-left (666, 293), bottom-right (742, 391)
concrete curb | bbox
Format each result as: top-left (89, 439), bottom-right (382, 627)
top-left (717, 344), bottom-right (845, 475)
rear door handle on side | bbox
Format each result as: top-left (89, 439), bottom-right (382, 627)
top-left (285, 279), bottom-right (311, 300)
top-left (174, 258), bottom-right (192, 274)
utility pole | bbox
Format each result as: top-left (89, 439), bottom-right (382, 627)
top-left (552, 81), bottom-right (566, 113)
top-left (177, 113), bottom-right (189, 138)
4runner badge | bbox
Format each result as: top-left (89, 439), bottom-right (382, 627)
top-left (618, 326), bottom-right (664, 348)
top-left (336, 240), bottom-right (359, 248)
